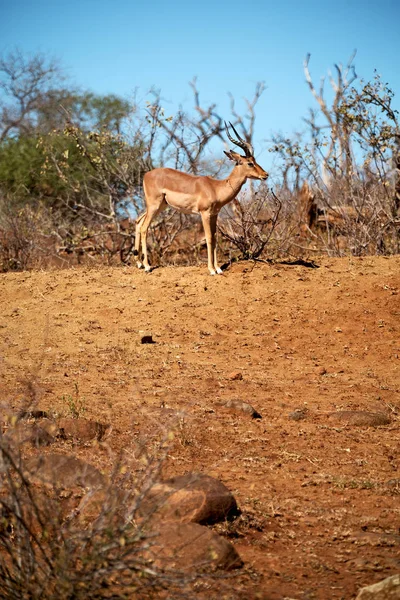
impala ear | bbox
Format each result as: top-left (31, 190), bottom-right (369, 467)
top-left (224, 150), bottom-right (242, 164)
top-left (224, 150), bottom-right (234, 161)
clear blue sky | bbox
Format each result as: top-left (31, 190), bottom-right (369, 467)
top-left (1, 0), bottom-right (399, 169)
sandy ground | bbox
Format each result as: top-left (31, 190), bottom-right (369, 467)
top-left (1, 255), bottom-right (399, 599)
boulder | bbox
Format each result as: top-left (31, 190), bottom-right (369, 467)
top-left (145, 522), bottom-right (243, 571)
top-left (17, 410), bottom-right (49, 420)
top-left (355, 574), bottom-right (400, 599)
top-left (3, 420), bottom-right (58, 448)
top-left (23, 453), bottom-right (106, 489)
top-left (141, 472), bottom-right (240, 525)
top-left (57, 418), bottom-right (110, 442)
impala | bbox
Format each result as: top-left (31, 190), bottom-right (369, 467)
top-left (134, 122), bottom-right (268, 275)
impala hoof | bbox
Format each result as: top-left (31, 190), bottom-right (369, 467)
top-left (216, 267), bottom-right (223, 275)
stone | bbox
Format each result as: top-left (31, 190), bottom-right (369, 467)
top-left (144, 522), bottom-right (243, 572)
top-left (57, 418), bottom-right (110, 442)
top-left (23, 453), bottom-right (106, 489)
top-left (141, 472), bottom-right (240, 525)
top-left (289, 408), bottom-right (308, 421)
top-left (228, 371), bottom-right (243, 380)
top-left (355, 574), bottom-right (400, 599)
top-left (17, 409), bottom-right (49, 420)
top-left (329, 411), bottom-right (391, 427)
top-left (224, 399), bottom-right (262, 419)
top-left (3, 420), bottom-right (58, 448)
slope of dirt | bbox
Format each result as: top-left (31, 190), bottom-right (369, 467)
top-left (1, 256), bottom-right (400, 599)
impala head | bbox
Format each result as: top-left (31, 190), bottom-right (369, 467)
top-left (224, 121), bottom-right (269, 181)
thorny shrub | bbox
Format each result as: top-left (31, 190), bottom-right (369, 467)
top-left (0, 202), bottom-right (57, 272)
top-left (218, 188), bottom-right (282, 262)
top-left (0, 415), bottom-right (206, 599)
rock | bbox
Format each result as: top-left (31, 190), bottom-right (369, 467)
top-left (289, 408), bottom-right (308, 421)
top-left (57, 418), bottom-right (110, 442)
top-left (17, 409), bottom-right (49, 420)
top-left (228, 371), bottom-right (243, 380)
top-left (3, 420), bottom-right (58, 448)
top-left (140, 332), bottom-right (155, 344)
top-left (145, 522), bottom-right (243, 572)
top-left (28, 425), bottom-right (56, 447)
top-left (4, 454), bottom-right (114, 530)
top-left (4, 417), bottom-right (110, 447)
top-left (316, 366), bottom-right (327, 376)
top-left (224, 399), bottom-right (262, 419)
top-left (329, 411), bottom-right (391, 427)
top-left (23, 453), bottom-right (106, 489)
top-left (355, 574), bottom-right (400, 599)
top-left (386, 479), bottom-right (400, 490)
top-left (141, 472), bottom-right (240, 525)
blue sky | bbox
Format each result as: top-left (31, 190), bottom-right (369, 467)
top-left (1, 0), bottom-right (399, 169)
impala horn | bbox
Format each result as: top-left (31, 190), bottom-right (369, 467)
top-left (225, 121), bottom-right (254, 157)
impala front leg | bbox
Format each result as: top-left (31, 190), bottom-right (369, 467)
top-left (201, 211), bottom-right (222, 275)
top-left (201, 211), bottom-right (215, 275)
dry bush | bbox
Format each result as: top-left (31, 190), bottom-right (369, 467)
top-left (217, 188), bottom-right (282, 263)
top-left (0, 201), bottom-right (60, 272)
top-left (146, 212), bottom-right (209, 268)
top-left (55, 219), bottom-right (137, 266)
top-left (0, 421), bottom-right (201, 599)
top-left (316, 180), bottom-right (400, 256)
top-left (295, 179), bottom-right (400, 257)
top-left (0, 200), bottom-right (139, 270)
top-left (270, 54), bottom-right (400, 258)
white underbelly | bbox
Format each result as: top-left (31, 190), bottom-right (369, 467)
top-left (164, 190), bottom-right (199, 215)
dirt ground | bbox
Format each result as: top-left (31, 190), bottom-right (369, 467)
top-left (1, 255), bottom-right (399, 599)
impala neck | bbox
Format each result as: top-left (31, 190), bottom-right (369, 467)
top-left (221, 165), bottom-right (248, 204)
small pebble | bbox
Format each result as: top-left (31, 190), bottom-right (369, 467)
top-left (228, 371), bottom-right (243, 381)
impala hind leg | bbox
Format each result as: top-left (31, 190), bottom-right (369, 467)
top-left (138, 199), bottom-right (167, 272)
top-left (134, 212), bottom-right (146, 269)
top-left (211, 214), bottom-right (223, 274)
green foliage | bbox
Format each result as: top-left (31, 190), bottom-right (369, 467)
top-left (31, 91), bottom-right (133, 136)
top-left (0, 125), bottom-right (144, 223)
top-left (0, 49), bottom-right (141, 225)
top-left (61, 383), bottom-right (87, 418)
top-left (0, 137), bottom-right (44, 205)
top-left (0, 134), bottom-right (84, 208)
top-left (69, 92), bottom-right (132, 134)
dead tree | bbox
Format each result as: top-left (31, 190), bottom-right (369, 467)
top-left (297, 181), bottom-right (317, 237)
top-left (303, 52), bottom-right (357, 189)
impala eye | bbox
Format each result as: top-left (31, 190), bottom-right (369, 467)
top-left (247, 162), bottom-right (253, 166)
